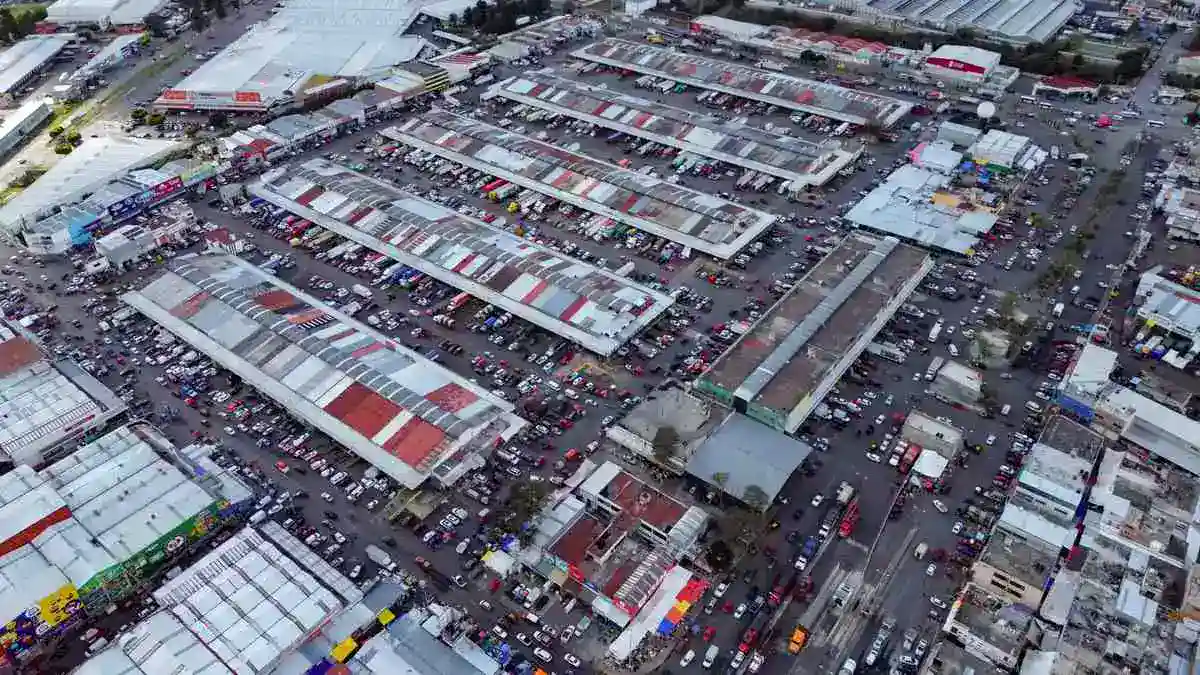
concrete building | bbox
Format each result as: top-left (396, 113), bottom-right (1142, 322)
top-left (1133, 266), bottom-right (1200, 346)
top-left (695, 234), bottom-right (932, 434)
top-left (0, 320), bottom-right (125, 468)
top-left (1154, 183), bottom-right (1200, 242)
top-left (923, 45), bottom-right (1001, 86)
top-left (1058, 345), bottom-right (1200, 478)
top-left (249, 158), bottom-right (673, 356)
top-left (843, 165), bottom-right (999, 255)
top-left (0, 425), bottom-right (251, 664)
top-left (929, 360), bottom-right (983, 407)
top-left (123, 254), bottom-right (527, 490)
top-left (968, 129), bottom-right (1038, 173)
top-left (489, 71), bottom-right (860, 189)
top-left (383, 110), bottom-right (780, 260)
top-left (900, 410), bottom-right (962, 459)
top-left (937, 121), bottom-right (983, 149)
top-left (0, 98), bottom-right (49, 161)
top-left (0, 35), bottom-right (74, 105)
top-left (94, 201), bottom-right (196, 269)
top-left (605, 386), bottom-right (715, 473)
top-left (571, 38), bottom-right (914, 128)
top-left (527, 461), bottom-right (707, 626)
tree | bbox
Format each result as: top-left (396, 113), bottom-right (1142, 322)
top-left (47, 125), bottom-right (63, 138)
top-left (651, 426), bottom-right (679, 465)
top-left (820, 17), bottom-right (837, 32)
top-left (742, 485), bottom-right (769, 512)
top-left (213, 0), bottom-right (227, 20)
top-left (65, 130), bottom-right (81, 144)
top-left (711, 472), bottom-right (729, 507)
top-left (447, 12), bottom-right (459, 25)
top-left (54, 142), bottom-right (73, 155)
top-left (0, 9), bottom-right (18, 42)
top-left (1000, 291), bottom-right (1018, 320)
top-left (1071, 53), bottom-right (1084, 69)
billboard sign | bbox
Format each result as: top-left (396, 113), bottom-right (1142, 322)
top-left (152, 176), bottom-right (184, 201)
top-left (0, 584), bottom-right (83, 660)
top-left (107, 193), bottom-right (144, 220)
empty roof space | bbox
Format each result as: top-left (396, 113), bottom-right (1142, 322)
top-left (249, 159), bottom-right (672, 355)
top-left (493, 70), bottom-right (856, 186)
top-left (704, 234), bottom-right (929, 415)
top-left (384, 110), bottom-right (778, 259)
top-left (571, 39), bottom-right (913, 127)
top-left (123, 254), bottom-right (526, 489)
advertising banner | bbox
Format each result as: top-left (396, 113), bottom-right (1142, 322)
top-left (181, 162), bottom-right (218, 186)
top-left (0, 584), bottom-right (83, 660)
top-left (152, 176), bottom-right (184, 201)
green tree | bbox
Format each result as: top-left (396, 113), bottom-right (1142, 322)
top-left (47, 125), bottom-right (63, 138)
top-left (0, 9), bottom-right (18, 42)
top-left (651, 425), bottom-right (679, 465)
top-left (1000, 291), bottom-right (1018, 320)
top-left (742, 484), bottom-right (769, 512)
top-left (130, 108), bottom-right (147, 122)
top-left (1071, 53), bottom-right (1084, 69)
top-left (65, 129), bottom-right (81, 144)
top-left (711, 472), bottom-right (729, 507)
top-left (447, 12), bottom-right (459, 24)
top-left (54, 142), bottom-right (73, 155)
top-left (214, 0), bottom-right (227, 19)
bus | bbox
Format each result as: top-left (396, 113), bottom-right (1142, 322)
top-left (928, 321), bottom-right (943, 343)
top-left (446, 292), bottom-right (471, 312)
top-left (481, 179), bottom-right (508, 194)
top-left (866, 342), bottom-right (906, 364)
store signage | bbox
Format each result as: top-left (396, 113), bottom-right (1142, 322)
top-left (153, 176), bottom-right (184, 200)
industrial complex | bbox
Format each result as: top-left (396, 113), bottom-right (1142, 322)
top-left (695, 234), bottom-right (932, 433)
top-left (248, 158), bottom-right (673, 355)
top-left (571, 38), bottom-right (914, 128)
top-left (122, 254), bottom-right (527, 489)
top-left (489, 70), bottom-right (860, 188)
top-left (383, 110), bottom-right (779, 259)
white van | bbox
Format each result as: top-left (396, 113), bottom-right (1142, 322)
top-left (1000, 404), bottom-right (1011, 416)
top-left (1025, 401), bottom-right (1043, 414)
top-left (703, 645), bottom-right (720, 668)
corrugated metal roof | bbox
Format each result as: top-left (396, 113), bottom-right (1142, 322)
top-left (124, 254), bottom-right (526, 489)
top-left (0, 35), bottom-right (72, 96)
top-left (493, 71), bottom-right (855, 187)
top-left (386, 110), bottom-right (777, 259)
top-left (736, 237), bottom-right (897, 402)
top-left (572, 39), bottom-right (912, 127)
top-left (250, 159), bottom-right (672, 356)
top-left (73, 611), bottom-right (236, 675)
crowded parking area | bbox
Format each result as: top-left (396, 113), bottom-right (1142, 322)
top-left (1, 11), bottom-right (1197, 675)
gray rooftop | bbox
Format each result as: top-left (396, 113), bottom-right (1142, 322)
top-left (384, 110), bottom-right (779, 259)
top-left (687, 413), bottom-right (811, 507)
top-left (867, 0), bottom-right (1076, 42)
top-left (1135, 267), bottom-right (1200, 339)
top-left (0, 35), bottom-right (72, 96)
top-left (159, 0), bottom-right (429, 110)
top-left (249, 159), bottom-right (673, 355)
top-left (492, 70), bottom-right (856, 187)
top-left (844, 164), bottom-right (998, 255)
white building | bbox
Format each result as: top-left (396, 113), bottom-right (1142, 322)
top-left (1133, 267), bottom-right (1200, 345)
top-left (930, 360), bottom-right (983, 406)
top-left (0, 98), bottom-right (49, 160)
top-left (94, 202), bottom-right (195, 268)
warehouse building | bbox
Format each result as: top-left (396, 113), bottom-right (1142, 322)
top-left (45, 0), bottom-right (168, 29)
top-left (123, 254), bottom-right (527, 489)
top-left (0, 98), bottom-right (50, 161)
top-left (0, 424), bottom-right (252, 664)
top-left (695, 234), bottom-right (932, 434)
top-left (154, 0), bottom-right (432, 112)
top-left (0, 320), bottom-right (125, 468)
top-left (571, 38), bottom-right (913, 128)
top-left (0, 35), bottom-right (74, 105)
top-left (249, 158), bottom-right (672, 356)
top-left (865, 0), bottom-right (1076, 43)
top-left (490, 71), bottom-right (859, 188)
top-left (383, 110), bottom-right (778, 260)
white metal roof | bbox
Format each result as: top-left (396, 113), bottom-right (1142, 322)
top-left (73, 611), bottom-right (236, 675)
top-left (385, 110), bottom-right (779, 259)
top-left (0, 35), bottom-right (73, 96)
top-left (969, 130), bottom-right (1032, 169)
top-left (844, 165), bottom-right (995, 255)
top-left (0, 136), bottom-right (181, 232)
top-left (46, 0), bottom-right (168, 26)
top-left (153, 527), bottom-right (347, 675)
top-left (928, 44), bottom-right (1001, 72)
top-left (123, 254), bottom-right (527, 489)
top-left (249, 160), bottom-right (673, 355)
top-left (162, 0), bottom-right (427, 110)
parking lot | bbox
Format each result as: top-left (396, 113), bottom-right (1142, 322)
top-left (4, 15), bottom-right (1194, 675)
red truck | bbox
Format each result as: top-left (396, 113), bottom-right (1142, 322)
top-left (838, 499), bottom-right (860, 538)
top-left (899, 444), bottom-right (921, 473)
